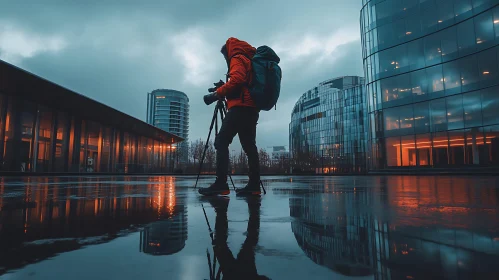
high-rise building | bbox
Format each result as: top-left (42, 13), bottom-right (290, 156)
top-left (361, 0), bottom-right (499, 171)
top-left (289, 76), bottom-right (368, 174)
top-left (147, 89), bottom-right (189, 165)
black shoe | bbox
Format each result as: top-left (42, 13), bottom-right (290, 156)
top-left (198, 181), bottom-right (230, 196)
top-left (236, 181), bottom-right (261, 196)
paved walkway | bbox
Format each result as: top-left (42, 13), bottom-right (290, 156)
top-left (0, 175), bottom-right (498, 279)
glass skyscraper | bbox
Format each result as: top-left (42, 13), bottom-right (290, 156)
top-left (147, 89), bottom-right (189, 165)
top-left (289, 76), bottom-right (368, 174)
top-left (361, 0), bottom-right (499, 171)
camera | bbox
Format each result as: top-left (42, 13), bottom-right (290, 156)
top-left (203, 80), bottom-right (225, 105)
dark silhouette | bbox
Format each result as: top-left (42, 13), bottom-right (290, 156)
top-left (203, 196), bottom-right (270, 280)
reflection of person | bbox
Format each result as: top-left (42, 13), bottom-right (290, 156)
top-left (205, 197), bottom-right (270, 280)
top-left (198, 37), bottom-right (261, 196)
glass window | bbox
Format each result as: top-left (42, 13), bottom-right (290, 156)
top-left (401, 135), bottom-right (416, 166)
top-left (481, 86), bottom-right (499, 126)
top-left (411, 69), bottom-right (429, 102)
top-left (446, 95), bottom-right (464, 130)
top-left (376, 1), bottom-right (393, 22)
top-left (393, 18), bottom-right (406, 43)
top-left (477, 47), bottom-right (499, 87)
top-left (384, 107), bottom-right (400, 132)
top-left (405, 12), bottom-right (421, 39)
top-left (385, 136), bottom-right (401, 167)
top-left (460, 54), bottom-right (480, 92)
top-left (457, 19), bottom-right (476, 56)
top-left (443, 60), bottom-right (462, 96)
top-left (432, 131), bottom-right (449, 166)
top-left (399, 104), bottom-right (415, 135)
top-left (430, 98), bottom-right (448, 132)
top-left (413, 101), bottom-right (430, 134)
top-left (481, 125), bottom-right (499, 165)
top-left (454, 0), bottom-right (473, 21)
top-left (34, 106), bottom-right (53, 172)
top-left (54, 112), bottom-right (69, 172)
top-left (448, 130), bottom-right (466, 165)
top-left (473, 0), bottom-right (494, 13)
top-left (440, 26), bottom-right (458, 62)
top-left (465, 127), bottom-right (484, 165)
top-left (436, 0), bottom-right (455, 28)
top-left (463, 91), bottom-right (483, 128)
top-left (381, 74), bottom-right (412, 107)
top-left (379, 47), bottom-right (397, 77)
top-left (493, 6), bottom-right (499, 40)
top-left (421, 1), bottom-right (439, 33)
top-left (100, 126), bottom-right (111, 172)
top-left (378, 23), bottom-right (394, 49)
top-left (408, 39), bottom-right (425, 71)
top-left (424, 32), bottom-right (442, 66)
top-left (426, 65), bottom-right (444, 98)
top-left (86, 121), bottom-right (100, 173)
top-left (474, 10), bottom-right (494, 49)
top-left (416, 133), bottom-right (432, 166)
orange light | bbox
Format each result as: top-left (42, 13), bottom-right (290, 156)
top-left (406, 31), bottom-right (412, 35)
top-left (483, 71), bottom-right (490, 75)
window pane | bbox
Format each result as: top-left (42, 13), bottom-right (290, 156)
top-left (493, 6), bottom-right (499, 40)
top-left (411, 69), bottom-right (429, 102)
top-left (381, 74), bottom-right (413, 107)
top-left (401, 135), bottom-right (417, 166)
top-left (408, 39), bottom-right (426, 71)
top-left (473, 0), bottom-right (495, 13)
top-left (413, 101), bottom-right (430, 133)
top-left (378, 23), bottom-right (394, 49)
top-left (446, 95), bottom-right (464, 130)
top-left (399, 104), bottom-right (415, 135)
top-left (379, 48), bottom-right (397, 77)
top-left (426, 65), bottom-right (444, 98)
top-left (463, 91), bottom-right (483, 128)
top-left (405, 12), bottom-right (422, 39)
top-left (474, 10), bottom-right (494, 49)
top-left (421, 1), bottom-right (439, 33)
top-left (457, 19), bottom-right (476, 56)
top-left (454, 0), bottom-right (473, 21)
top-left (424, 32), bottom-right (442, 66)
top-left (482, 124), bottom-right (499, 165)
top-left (436, 0), bottom-right (455, 28)
top-left (384, 107), bottom-right (400, 132)
top-left (376, 0), bottom-right (393, 22)
top-left (385, 136), bottom-right (401, 167)
top-left (465, 127), bottom-right (483, 165)
top-left (477, 47), bottom-right (499, 87)
top-left (416, 133), bottom-right (432, 166)
top-left (432, 132), bottom-right (449, 166)
top-left (440, 26), bottom-right (458, 62)
top-left (35, 106), bottom-right (53, 172)
top-left (448, 130), bottom-right (465, 165)
top-left (481, 86), bottom-right (499, 126)
top-left (430, 98), bottom-right (448, 132)
top-left (54, 112), bottom-right (69, 172)
top-left (460, 55), bottom-right (480, 92)
top-left (443, 60), bottom-right (462, 95)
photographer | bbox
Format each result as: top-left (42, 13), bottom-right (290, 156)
top-left (199, 37), bottom-right (261, 196)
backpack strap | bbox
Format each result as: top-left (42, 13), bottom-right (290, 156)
top-left (231, 54), bottom-right (252, 103)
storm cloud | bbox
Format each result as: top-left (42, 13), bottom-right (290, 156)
top-left (0, 0), bottom-right (363, 151)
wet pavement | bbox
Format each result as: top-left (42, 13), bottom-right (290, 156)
top-left (0, 175), bottom-right (499, 280)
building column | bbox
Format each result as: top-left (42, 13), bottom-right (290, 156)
top-left (472, 128), bottom-right (480, 165)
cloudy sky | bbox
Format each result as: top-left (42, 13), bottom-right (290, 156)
top-left (0, 0), bottom-right (363, 152)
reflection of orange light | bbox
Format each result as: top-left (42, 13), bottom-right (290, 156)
top-left (394, 136), bottom-right (496, 147)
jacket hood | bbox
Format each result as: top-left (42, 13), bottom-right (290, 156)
top-left (224, 37), bottom-right (256, 59)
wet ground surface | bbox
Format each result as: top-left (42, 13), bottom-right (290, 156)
top-left (0, 175), bottom-right (499, 280)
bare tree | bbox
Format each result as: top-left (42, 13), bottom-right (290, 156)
top-left (206, 140), bottom-right (216, 173)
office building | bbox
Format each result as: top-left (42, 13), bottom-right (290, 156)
top-left (0, 59), bottom-right (182, 173)
top-left (147, 89), bottom-right (189, 165)
top-left (289, 76), bottom-right (368, 174)
top-left (361, 0), bottom-right (499, 171)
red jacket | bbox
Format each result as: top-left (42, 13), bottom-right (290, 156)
top-left (215, 37), bottom-right (256, 109)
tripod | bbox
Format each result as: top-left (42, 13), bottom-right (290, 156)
top-left (194, 99), bottom-right (236, 190)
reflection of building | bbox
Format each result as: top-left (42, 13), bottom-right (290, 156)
top-left (290, 193), bottom-right (374, 276)
top-left (146, 89), bottom-right (189, 165)
top-left (290, 176), bottom-right (499, 279)
top-left (0, 60), bottom-right (182, 173)
top-left (140, 204), bottom-right (188, 255)
top-left (0, 177), bottom-right (186, 273)
top-left (361, 1), bottom-right (499, 171)
top-left (289, 76), bottom-right (368, 174)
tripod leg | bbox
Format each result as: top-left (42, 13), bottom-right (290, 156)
top-left (194, 106), bottom-right (218, 189)
top-left (260, 180), bottom-right (267, 195)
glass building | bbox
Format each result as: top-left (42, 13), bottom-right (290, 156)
top-left (0, 60), bottom-right (182, 173)
top-left (361, 0), bottom-right (499, 171)
top-left (289, 76), bottom-right (368, 174)
top-left (147, 89), bottom-right (189, 165)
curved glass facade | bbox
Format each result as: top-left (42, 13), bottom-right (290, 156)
top-left (361, 0), bottom-right (499, 170)
top-left (147, 89), bottom-right (189, 164)
top-left (289, 76), bottom-right (368, 174)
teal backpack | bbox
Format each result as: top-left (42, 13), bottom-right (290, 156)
top-left (247, 46), bottom-right (282, 111)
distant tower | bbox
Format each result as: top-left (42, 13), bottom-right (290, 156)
top-left (147, 89), bottom-right (189, 164)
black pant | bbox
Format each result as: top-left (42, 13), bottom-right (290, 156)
top-left (215, 106), bottom-right (260, 183)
